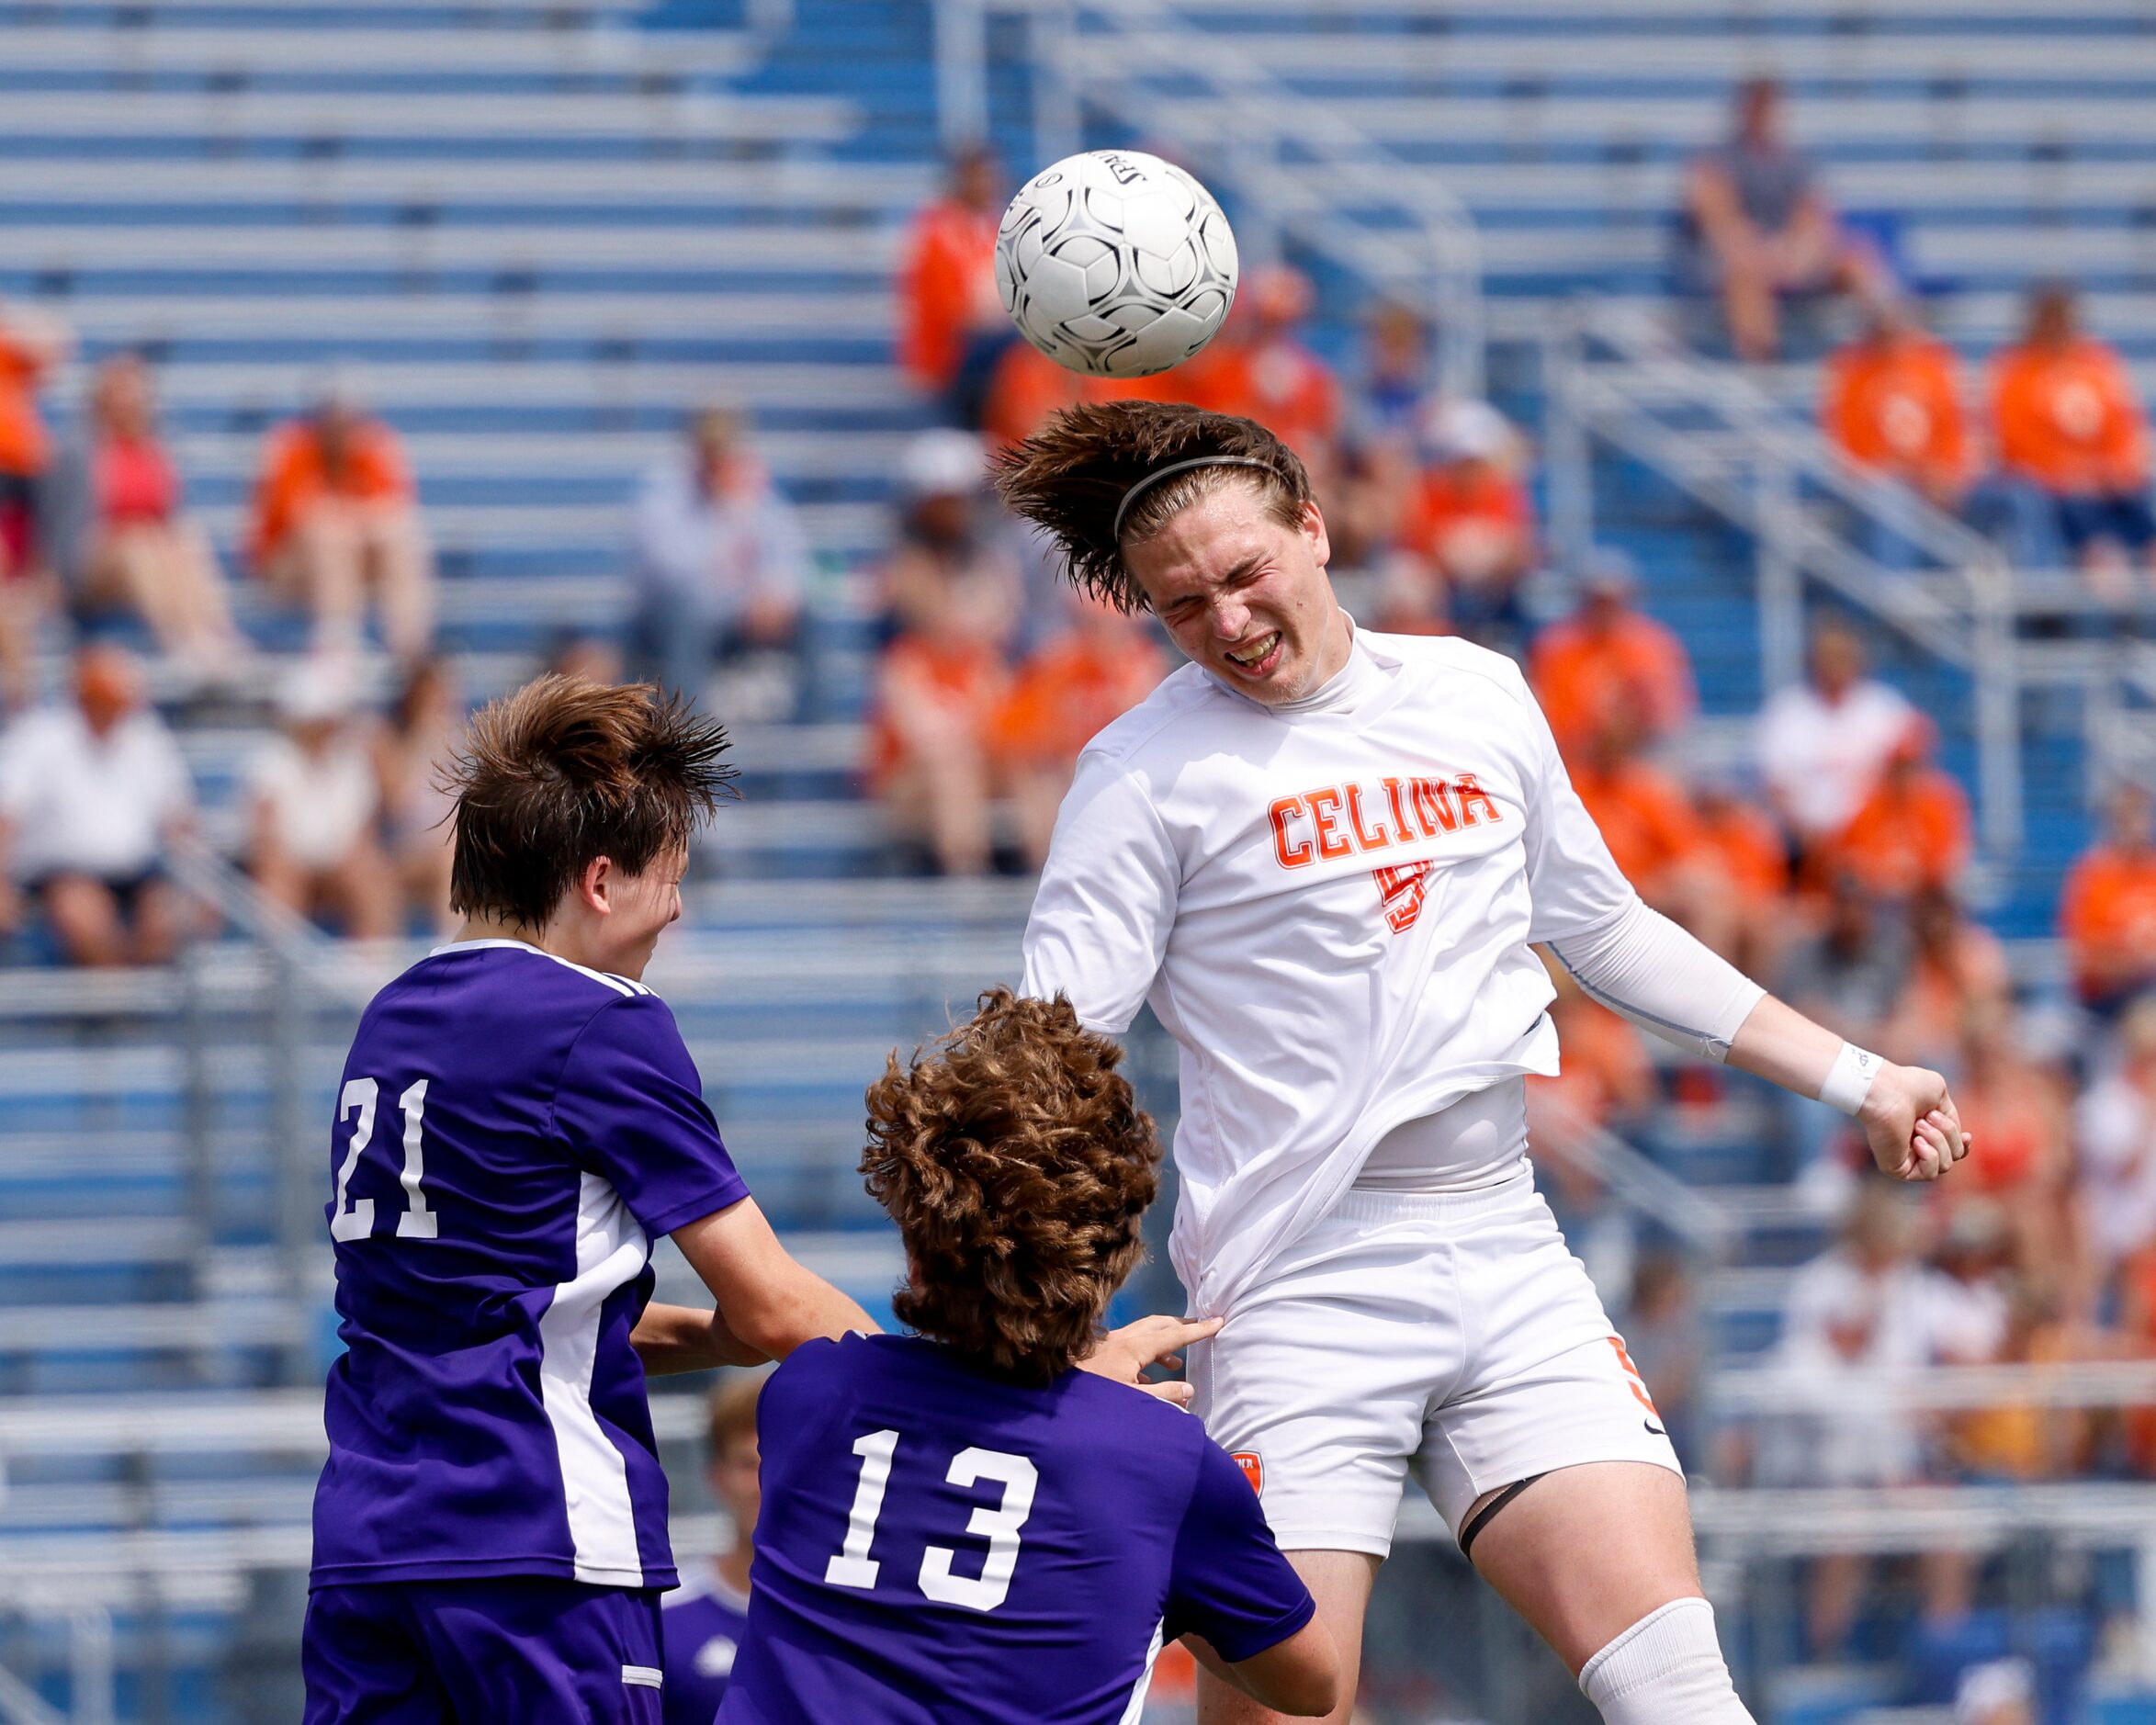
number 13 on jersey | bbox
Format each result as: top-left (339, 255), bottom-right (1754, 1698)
top-left (824, 1428), bottom-right (1038, 1613)
top-left (331, 1077), bottom-right (435, 1242)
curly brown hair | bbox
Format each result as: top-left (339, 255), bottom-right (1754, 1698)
top-left (862, 987), bottom-right (1161, 1383)
top-left (446, 673), bottom-right (736, 930)
top-left (988, 400), bottom-right (1314, 613)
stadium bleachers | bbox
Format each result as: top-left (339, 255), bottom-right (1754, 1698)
top-left (9, 0), bottom-right (2156, 1716)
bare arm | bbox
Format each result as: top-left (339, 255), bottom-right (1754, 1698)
top-left (669, 1197), bottom-right (878, 1363)
top-left (629, 1300), bottom-right (764, 1375)
top-left (1727, 992), bottom-right (1970, 1181)
top-left (1184, 1622), bottom-right (1341, 1719)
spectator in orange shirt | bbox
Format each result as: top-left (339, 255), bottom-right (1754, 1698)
top-left (1989, 282), bottom-right (2156, 578)
top-left (978, 342), bottom-right (1179, 453)
top-left (1182, 266), bottom-right (1340, 488)
top-left (2060, 781), bottom-right (2156, 1013)
top-left (1388, 398), bottom-right (1535, 644)
top-left (897, 144), bottom-right (1010, 429)
top-left (1528, 550), bottom-right (1696, 761)
top-left (1822, 303), bottom-right (1972, 511)
top-left (0, 301), bottom-right (72, 706)
top-left (1886, 885), bottom-right (2012, 1075)
top-left (249, 382), bottom-right (434, 661)
top-left (1692, 772), bottom-right (1790, 974)
top-left (55, 355), bottom-right (244, 681)
top-left (1826, 716), bottom-right (1972, 904)
top-left (995, 590), bottom-right (1167, 870)
top-left (868, 432), bottom-right (1020, 876)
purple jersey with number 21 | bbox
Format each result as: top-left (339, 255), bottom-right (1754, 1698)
top-left (718, 1331), bottom-right (1315, 1725)
top-left (310, 939), bottom-right (749, 1594)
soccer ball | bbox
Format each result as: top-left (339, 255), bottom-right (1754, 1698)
top-left (994, 150), bottom-right (1238, 379)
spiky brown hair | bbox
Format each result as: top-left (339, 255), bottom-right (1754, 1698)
top-left (989, 400), bottom-right (1314, 612)
top-left (862, 987), bottom-right (1161, 1383)
top-left (446, 673), bottom-right (735, 930)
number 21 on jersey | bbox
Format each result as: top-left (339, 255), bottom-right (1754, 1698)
top-left (824, 1428), bottom-right (1037, 1613)
top-left (331, 1077), bottom-right (435, 1241)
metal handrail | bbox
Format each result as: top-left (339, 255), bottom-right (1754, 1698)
top-left (1544, 296), bottom-right (2023, 852)
top-left (998, 0), bottom-right (1486, 396)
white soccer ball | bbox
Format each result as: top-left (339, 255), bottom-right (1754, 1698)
top-left (994, 149), bottom-right (1238, 379)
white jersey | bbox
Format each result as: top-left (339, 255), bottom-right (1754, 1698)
top-left (1021, 627), bottom-right (1640, 1316)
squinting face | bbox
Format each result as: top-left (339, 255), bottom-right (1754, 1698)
top-left (595, 845), bottom-right (686, 980)
top-left (1122, 485), bottom-right (1349, 705)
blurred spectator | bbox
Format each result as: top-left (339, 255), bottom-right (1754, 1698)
top-left (2059, 781), bottom-right (2156, 1014)
top-left (247, 665), bottom-right (399, 940)
top-left (994, 591), bottom-right (1167, 871)
top-left (1185, 266), bottom-right (1341, 488)
top-left (628, 406), bottom-right (806, 717)
top-left (1940, 1002), bottom-right (2079, 1301)
top-left (546, 629), bottom-right (626, 687)
top-left (1886, 886), bottom-right (2012, 1074)
top-left (373, 656), bottom-right (463, 933)
top-left (1780, 872), bottom-right (1910, 1053)
top-left (1682, 77), bottom-right (1888, 362)
top-left (1822, 301), bottom-right (1974, 513)
top-left (1528, 972), bottom-right (1656, 1221)
top-left (868, 433), bottom-right (1019, 876)
top-left (1388, 399), bottom-right (1535, 642)
top-left (660, 1374), bottom-right (762, 1724)
top-left (0, 641), bottom-right (192, 965)
top-left (1691, 772), bottom-right (1790, 975)
top-left (1334, 302), bottom-right (1436, 566)
top-left (1567, 692), bottom-right (1734, 952)
top-left (898, 144), bottom-right (1010, 428)
top-left (980, 343), bottom-right (1178, 453)
top-left (1755, 617), bottom-right (1914, 858)
top-left (1956, 1660), bottom-right (2037, 1725)
top-left (0, 301), bottom-right (72, 705)
top-left (1528, 550), bottom-right (1697, 761)
top-left (1620, 1252), bottom-right (1705, 1466)
top-left (248, 381), bottom-right (434, 661)
top-left (1990, 282), bottom-right (2155, 581)
top-left (1825, 716), bottom-right (1972, 904)
top-left (54, 354), bottom-right (244, 680)
top-left (2074, 998), bottom-right (2156, 1282)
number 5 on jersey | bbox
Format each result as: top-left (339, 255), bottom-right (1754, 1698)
top-left (824, 1428), bottom-right (1037, 1613)
top-left (331, 1077), bottom-right (436, 1241)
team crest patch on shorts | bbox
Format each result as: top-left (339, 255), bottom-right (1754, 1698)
top-left (1233, 1452), bottom-right (1263, 1494)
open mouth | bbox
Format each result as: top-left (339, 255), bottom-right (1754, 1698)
top-left (1222, 631), bottom-right (1283, 678)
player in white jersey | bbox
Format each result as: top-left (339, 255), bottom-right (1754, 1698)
top-left (993, 402), bottom-right (1971, 1725)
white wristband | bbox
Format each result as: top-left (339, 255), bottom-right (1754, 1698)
top-left (1818, 1042), bottom-right (1883, 1116)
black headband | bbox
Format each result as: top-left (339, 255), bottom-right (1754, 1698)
top-left (1111, 456), bottom-right (1274, 543)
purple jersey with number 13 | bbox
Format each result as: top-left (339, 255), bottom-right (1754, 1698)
top-left (717, 1331), bottom-right (1315, 1725)
top-left (309, 939), bottom-right (749, 1593)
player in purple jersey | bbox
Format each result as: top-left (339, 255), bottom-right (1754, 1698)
top-left (303, 677), bottom-right (878, 1725)
top-left (659, 1375), bottom-right (762, 1724)
top-left (718, 988), bottom-right (1341, 1725)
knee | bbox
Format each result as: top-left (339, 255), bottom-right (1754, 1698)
top-left (1578, 1597), bottom-right (1755, 1725)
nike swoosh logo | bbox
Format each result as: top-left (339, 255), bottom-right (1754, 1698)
top-left (1644, 1420), bottom-right (1668, 1438)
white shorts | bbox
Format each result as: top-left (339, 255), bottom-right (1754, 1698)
top-left (1187, 1163), bottom-right (1682, 1559)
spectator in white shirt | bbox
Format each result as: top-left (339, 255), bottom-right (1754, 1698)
top-left (2075, 996), bottom-right (2156, 1277)
top-left (247, 663), bottom-right (399, 940)
top-left (628, 406), bottom-right (807, 716)
top-left (1755, 618), bottom-right (1914, 855)
top-left (0, 640), bottom-right (193, 964)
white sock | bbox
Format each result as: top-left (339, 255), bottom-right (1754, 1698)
top-left (1577, 1596), bottom-right (1756, 1725)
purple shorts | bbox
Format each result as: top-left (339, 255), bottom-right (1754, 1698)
top-left (302, 1577), bottom-right (665, 1724)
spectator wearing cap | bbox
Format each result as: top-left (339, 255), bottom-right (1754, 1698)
top-left (994, 589), bottom-right (1167, 871)
top-left (867, 432), bottom-right (1019, 876)
top-left (1824, 716), bottom-right (1972, 904)
top-left (1185, 265), bottom-right (1341, 488)
top-left (1390, 398), bottom-right (1535, 644)
top-left (1755, 617), bottom-right (1914, 861)
top-left (248, 381), bottom-right (434, 661)
top-left (0, 641), bottom-right (193, 965)
top-left (0, 301), bottom-right (72, 705)
top-left (54, 354), bottom-right (244, 681)
top-left (898, 145), bottom-right (1010, 429)
top-left (246, 664), bottom-right (399, 940)
top-left (1681, 77), bottom-right (1890, 363)
top-left (1528, 551), bottom-right (1696, 761)
top-left (1989, 282), bottom-right (2156, 581)
top-left (628, 406), bottom-right (807, 717)
top-left (2059, 781), bottom-right (2156, 1013)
